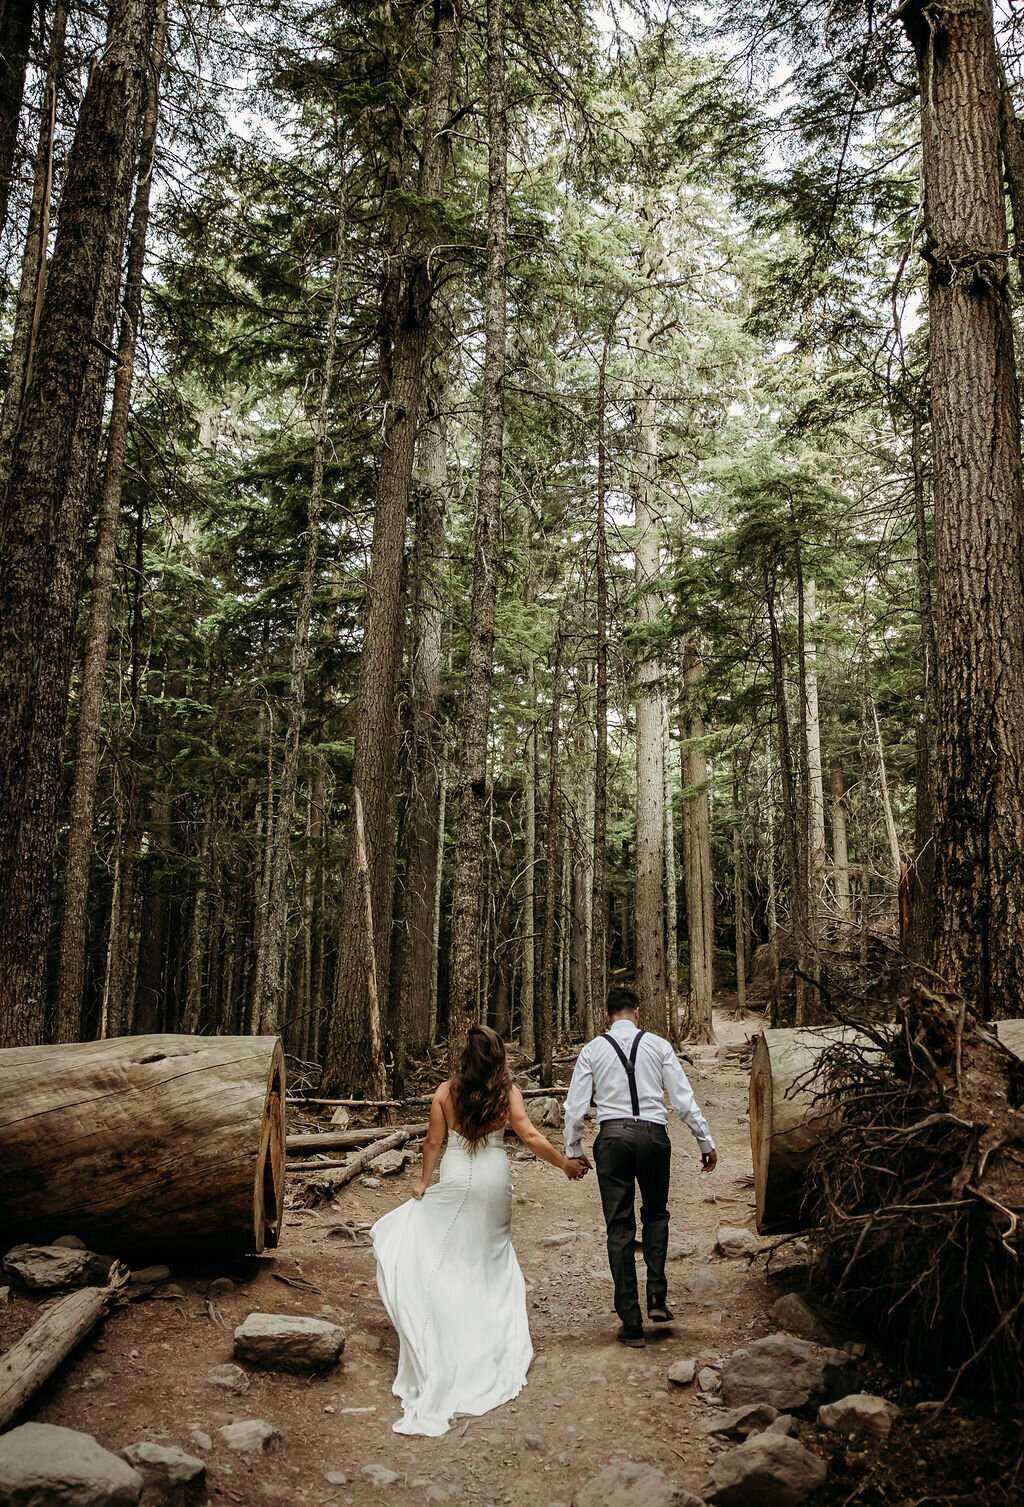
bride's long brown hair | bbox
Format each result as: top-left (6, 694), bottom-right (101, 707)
top-left (450, 1025), bottom-right (512, 1149)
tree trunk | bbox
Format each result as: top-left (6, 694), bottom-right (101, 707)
top-left (632, 296), bottom-right (667, 1036)
top-left (766, 578), bottom-right (810, 1025)
top-left (802, 580), bottom-right (827, 900)
top-left (680, 644), bottom-right (714, 1043)
top-left (253, 206), bottom-right (346, 1036)
top-left (55, 0), bottom-right (168, 1042)
top-left (902, 0), bottom-right (1024, 1014)
top-left (446, 0), bottom-right (508, 1062)
top-left (732, 775), bottom-right (746, 1016)
top-left (0, 1034), bottom-right (285, 1255)
top-left (662, 699), bottom-right (680, 1039)
top-left (429, 767), bottom-right (446, 1045)
top-left (907, 412), bottom-right (936, 963)
top-left (0, 0), bottom-right (157, 1045)
top-left (830, 758), bottom-right (851, 919)
top-left (872, 699), bottom-right (902, 888)
top-left (325, 0), bottom-right (460, 1089)
top-left (0, 2), bottom-right (67, 478)
top-left (538, 619), bottom-right (565, 1087)
top-left (0, 0), bottom-right (34, 237)
top-left (396, 357), bottom-right (449, 1064)
top-left (521, 691), bottom-right (537, 1057)
top-left (590, 353), bottom-right (609, 1035)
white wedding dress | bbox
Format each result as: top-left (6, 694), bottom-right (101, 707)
top-left (371, 1127), bottom-right (533, 1437)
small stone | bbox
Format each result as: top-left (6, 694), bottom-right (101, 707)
top-left (686, 1270), bottom-right (719, 1296)
top-left (129, 1265), bottom-right (171, 1286)
top-left (219, 1420), bottom-right (280, 1454)
top-left (526, 1096), bottom-right (561, 1128)
top-left (486, 1432), bottom-right (505, 1445)
top-left (698, 1367), bottom-right (721, 1394)
top-left (360, 1176), bottom-right (382, 1189)
top-left (714, 1226), bottom-right (759, 1260)
top-left (0, 1423), bottom-right (144, 1505)
top-left (51, 1234), bottom-right (87, 1249)
top-left (769, 1293), bottom-right (832, 1345)
top-left (767, 1415), bottom-right (794, 1436)
top-left (705, 1433), bottom-right (826, 1506)
top-left (207, 1363), bottom-right (250, 1394)
top-left (349, 1331), bottom-right (382, 1351)
top-left (121, 1442), bottom-right (205, 1490)
top-left (330, 1106), bottom-right (352, 1129)
top-left (704, 1403), bottom-right (779, 1439)
top-left (156, 1284), bottom-right (186, 1302)
top-left (189, 1431), bottom-right (212, 1453)
top-left (666, 1239), bottom-right (695, 1261)
top-left (425, 1488), bottom-right (447, 1504)
top-left (370, 1150), bottom-right (407, 1176)
top-left (914, 1400), bottom-right (944, 1417)
top-left (325, 1471), bottom-right (348, 1485)
top-left (668, 1359), bottom-right (697, 1386)
top-left (208, 1277), bottom-right (235, 1297)
top-left (525, 1435), bottom-right (545, 1450)
top-left (361, 1465), bottom-right (400, 1486)
top-left (539, 1233), bottom-right (577, 1248)
top-left (572, 1459), bottom-right (704, 1506)
top-left (234, 1311), bottom-right (346, 1372)
top-left (3, 1243), bottom-right (98, 1291)
top-left (818, 1392), bottom-right (899, 1442)
top-left (0, 1285), bottom-right (9, 1304)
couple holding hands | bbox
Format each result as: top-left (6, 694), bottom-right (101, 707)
top-left (371, 985), bottom-right (717, 1437)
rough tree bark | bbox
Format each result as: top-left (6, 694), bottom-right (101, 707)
top-left (632, 273), bottom-right (667, 1036)
top-left (325, 1), bottom-right (460, 1087)
top-left (395, 354), bottom-right (450, 1067)
top-left (829, 757), bottom-right (851, 919)
top-left (0, 0), bottom-right (157, 1045)
top-left (589, 344), bottom-right (610, 1036)
top-left (446, 0), bottom-right (508, 1061)
top-left (252, 203), bottom-right (346, 1036)
top-left (680, 642), bottom-right (714, 1044)
top-left (55, 0), bottom-right (168, 1042)
top-left (900, 0), bottom-right (1024, 1014)
top-left (0, 0), bottom-right (34, 237)
top-left (538, 619), bottom-right (565, 1087)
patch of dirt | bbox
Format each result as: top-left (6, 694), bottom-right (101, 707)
top-left (2, 1006), bottom-right (1019, 1505)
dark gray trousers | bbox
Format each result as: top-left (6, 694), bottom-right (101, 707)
top-left (593, 1118), bottom-right (671, 1328)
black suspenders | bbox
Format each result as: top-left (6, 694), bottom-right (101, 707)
top-left (602, 1029), bottom-right (646, 1116)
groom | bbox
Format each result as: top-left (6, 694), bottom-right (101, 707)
top-left (563, 985), bottom-right (717, 1347)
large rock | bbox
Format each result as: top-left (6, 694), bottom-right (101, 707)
top-left (369, 1149), bottom-right (408, 1176)
top-left (703, 1403), bottom-right (779, 1439)
top-left (0, 1423), bottom-right (143, 1506)
top-left (121, 1443), bottom-right (205, 1492)
top-left (526, 1097), bottom-right (562, 1129)
top-left (219, 1421), bottom-right (280, 1455)
top-left (720, 1332), bottom-right (855, 1412)
top-left (2, 1243), bottom-right (102, 1291)
top-left (234, 1311), bottom-right (345, 1371)
top-left (818, 1393), bottom-right (899, 1442)
top-left (572, 1460), bottom-right (704, 1507)
top-left (705, 1434), bottom-right (826, 1507)
top-left (769, 1293), bottom-right (833, 1345)
top-left (714, 1226), bottom-right (759, 1259)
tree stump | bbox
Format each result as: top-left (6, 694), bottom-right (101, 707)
top-left (0, 1034), bottom-right (285, 1256)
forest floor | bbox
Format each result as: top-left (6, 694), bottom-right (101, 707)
top-left (3, 1005), bottom-right (1019, 1506)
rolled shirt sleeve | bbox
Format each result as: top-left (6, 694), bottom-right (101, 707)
top-left (562, 1044), bottom-right (594, 1159)
top-left (662, 1042), bottom-right (715, 1153)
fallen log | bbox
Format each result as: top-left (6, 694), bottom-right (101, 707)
top-left (0, 1281), bottom-right (120, 1429)
top-left (289, 1127), bottom-right (424, 1207)
top-left (0, 1034), bottom-right (285, 1257)
top-left (750, 1020), bottom-right (1024, 1236)
top-left (286, 1120), bottom-right (429, 1154)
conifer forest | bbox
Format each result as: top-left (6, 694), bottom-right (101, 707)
top-left (2, 0), bottom-right (1024, 1497)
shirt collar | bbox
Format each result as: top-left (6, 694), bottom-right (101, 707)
top-left (608, 1018), bottom-right (639, 1037)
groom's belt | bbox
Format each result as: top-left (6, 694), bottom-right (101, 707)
top-left (600, 1116), bottom-right (665, 1127)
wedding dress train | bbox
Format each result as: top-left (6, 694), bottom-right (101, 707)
top-left (371, 1128), bottom-right (533, 1437)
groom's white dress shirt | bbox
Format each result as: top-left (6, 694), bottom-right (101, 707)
top-left (562, 1019), bottom-right (716, 1160)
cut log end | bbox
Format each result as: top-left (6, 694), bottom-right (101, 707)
top-left (255, 1039), bottom-right (286, 1252)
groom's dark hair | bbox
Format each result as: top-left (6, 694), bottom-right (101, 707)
top-left (606, 986), bottom-right (639, 1018)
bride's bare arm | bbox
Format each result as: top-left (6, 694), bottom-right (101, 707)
top-left (411, 1086), bottom-right (450, 1199)
top-left (507, 1086), bottom-right (588, 1179)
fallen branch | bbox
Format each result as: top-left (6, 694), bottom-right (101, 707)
top-left (289, 1127), bottom-right (425, 1206)
top-left (286, 1121), bottom-right (429, 1154)
top-left (0, 1269), bottom-right (128, 1429)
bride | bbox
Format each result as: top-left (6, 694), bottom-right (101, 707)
top-left (372, 1024), bottom-right (589, 1437)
